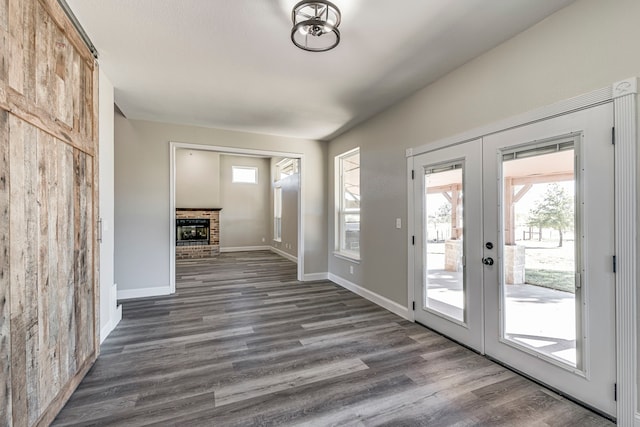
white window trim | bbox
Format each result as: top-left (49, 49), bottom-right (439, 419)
top-left (275, 158), bottom-right (298, 181)
top-left (274, 185), bottom-right (282, 242)
top-left (232, 166), bottom-right (258, 184)
top-left (335, 147), bottom-right (360, 261)
top-left (333, 251), bottom-right (361, 264)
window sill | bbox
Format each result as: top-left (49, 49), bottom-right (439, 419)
top-left (273, 239), bottom-right (282, 243)
top-left (333, 252), bottom-right (360, 264)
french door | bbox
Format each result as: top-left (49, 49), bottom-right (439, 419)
top-left (413, 104), bottom-right (616, 416)
top-left (413, 139), bottom-right (484, 352)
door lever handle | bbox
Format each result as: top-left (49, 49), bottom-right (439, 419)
top-left (482, 257), bottom-right (494, 266)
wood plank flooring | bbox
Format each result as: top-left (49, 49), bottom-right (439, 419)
top-left (53, 251), bottom-right (613, 426)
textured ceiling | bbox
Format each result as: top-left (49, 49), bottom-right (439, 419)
top-left (66, 0), bottom-right (575, 141)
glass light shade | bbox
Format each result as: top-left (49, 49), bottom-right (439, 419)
top-left (291, 0), bottom-right (341, 52)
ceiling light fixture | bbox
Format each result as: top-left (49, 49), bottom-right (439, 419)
top-left (291, 0), bottom-right (341, 52)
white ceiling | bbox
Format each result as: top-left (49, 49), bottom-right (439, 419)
top-left (66, 0), bottom-right (575, 141)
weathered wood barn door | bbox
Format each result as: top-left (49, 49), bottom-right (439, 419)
top-left (0, 0), bottom-right (99, 425)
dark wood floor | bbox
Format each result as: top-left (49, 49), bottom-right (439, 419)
top-left (53, 251), bottom-right (612, 426)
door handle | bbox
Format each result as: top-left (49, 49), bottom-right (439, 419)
top-left (482, 257), bottom-right (494, 266)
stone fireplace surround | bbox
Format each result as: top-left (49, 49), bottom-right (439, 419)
top-left (175, 208), bottom-right (221, 259)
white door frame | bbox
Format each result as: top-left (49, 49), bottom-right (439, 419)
top-left (169, 141), bottom-right (306, 292)
top-left (407, 78), bottom-right (638, 425)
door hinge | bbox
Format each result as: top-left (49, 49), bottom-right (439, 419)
top-left (611, 127), bottom-right (615, 145)
top-left (412, 301), bottom-right (415, 311)
top-left (97, 218), bottom-right (103, 243)
top-left (614, 383), bottom-right (617, 401)
top-left (613, 255), bottom-right (616, 273)
top-left (411, 170), bottom-right (415, 180)
top-left (412, 236), bottom-right (415, 245)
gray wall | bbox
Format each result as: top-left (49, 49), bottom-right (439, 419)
top-left (271, 157), bottom-right (299, 259)
top-left (219, 154), bottom-right (270, 248)
top-left (175, 149), bottom-right (221, 208)
top-left (114, 117), bottom-right (327, 292)
top-left (327, 0), bottom-right (640, 306)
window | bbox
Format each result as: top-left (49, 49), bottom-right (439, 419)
top-left (274, 186), bottom-right (282, 242)
top-left (232, 166), bottom-right (258, 183)
top-left (275, 158), bottom-right (299, 181)
top-left (336, 148), bottom-right (360, 259)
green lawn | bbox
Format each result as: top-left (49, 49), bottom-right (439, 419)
top-left (525, 268), bottom-right (574, 293)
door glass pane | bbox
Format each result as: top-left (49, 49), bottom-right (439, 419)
top-left (424, 166), bottom-right (464, 322)
top-left (501, 144), bottom-right (578, 367)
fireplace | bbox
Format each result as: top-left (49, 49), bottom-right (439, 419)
top-left (175, 208), bottom-right (221, 259)
top-left (176, 218), bottom-right (210, 246)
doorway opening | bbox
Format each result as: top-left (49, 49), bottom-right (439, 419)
top-left (169, 142), bottom-right (304, 293)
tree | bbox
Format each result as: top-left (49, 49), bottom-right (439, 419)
top-left (427, 202), bottom-right (451, 240)
top-left (527, 183), bottom-right (574, 247)
top-left (526, 218), bottom-right (544, 241)
top-left (435, 203), bottom-right (451, 224)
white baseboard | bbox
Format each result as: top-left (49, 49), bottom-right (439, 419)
top-left (100, 321), bottom-right (112, 344)
top-left (220, 245), bottom-right (270, 253)
top-left (113, 283), bottom-right (123, 325)
top-left (100, 284), bottom-right (123, 344)
top-left (100, 305), bottom-right (122, 344)
top-left (114, 303), bottom-right (122, 323)
top-left (328, 273), bottom-right (409, 320)
top-left (303, 272), bottom-right (329, 281)
top-left (117, 285), bottom-right (171, 301)
top-left (270, 247), bottom-right (298, 263)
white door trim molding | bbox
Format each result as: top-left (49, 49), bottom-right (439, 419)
top-left (406, 156), bottom-right (415, 323)
top-left (405, 87), bottom-right (613, 159)
top-left (612, 78), bottom-right (639, 427)
top-left (169, 142), bottom-right (306, 293)
top-left (407, 77), bottom-right (638, 424)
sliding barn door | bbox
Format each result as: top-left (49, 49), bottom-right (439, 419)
top-left (0, 1), bottom-right (99, 426)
